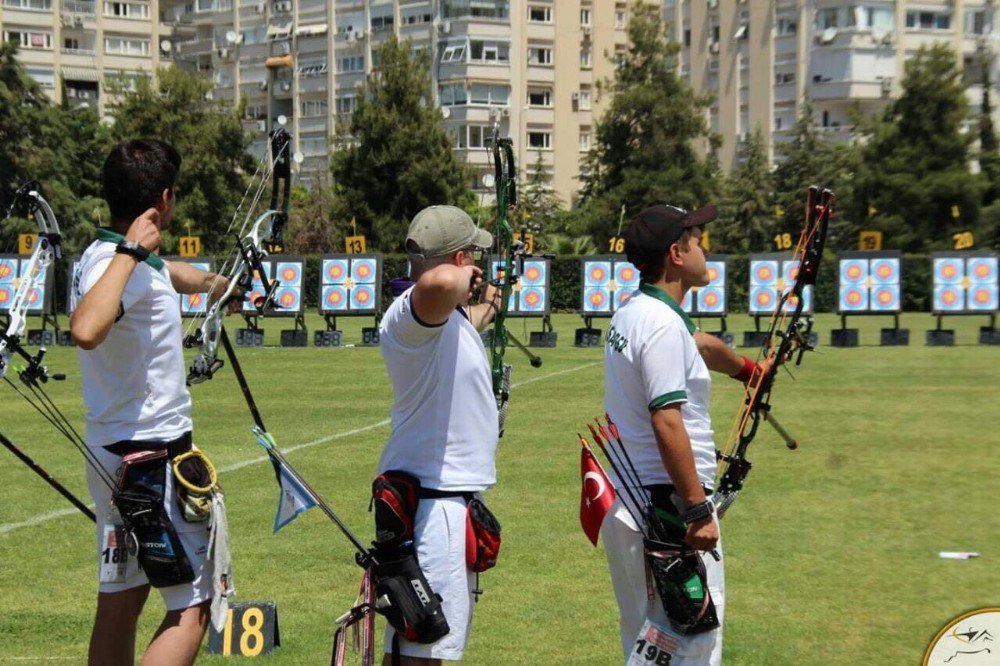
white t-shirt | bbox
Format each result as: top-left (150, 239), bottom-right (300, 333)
top-left (603, 284), bottom-right (716, 490)
top-left (73, 241), bottom-right (192, 447)
top-left (377, 287), bottom-right (499, 491)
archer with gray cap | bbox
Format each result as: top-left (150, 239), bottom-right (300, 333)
top-left (598, 202), bottom-right (770, 665)
top-left (373, 204), bottom-right (503, 664)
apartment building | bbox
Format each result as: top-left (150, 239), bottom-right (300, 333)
top-left (665, 0), bottom-right (1000, 173)
top-left (160, 0), bottom-right (629, 202)
top-left (0, 0), bottom-right (184, 112)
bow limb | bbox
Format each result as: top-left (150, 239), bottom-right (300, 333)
top-left (488, 126), bottom-right (517, 437)
top-left (714, 186), bottom-right (833, 518)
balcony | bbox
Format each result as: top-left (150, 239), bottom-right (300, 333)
top-left (809, 78), bottom-right (889, 101)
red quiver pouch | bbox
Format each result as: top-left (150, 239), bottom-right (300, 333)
top-left (465, 497), bottom-right (501, 572)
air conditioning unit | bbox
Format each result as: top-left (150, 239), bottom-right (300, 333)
top-left (709, 42), bottom-right (719, 54)
top-left (571, 92), bottom-right (580, 101)
top-left (257, 120), bottom-right (267, 131)
top-left (354, 29), bottom-right (365, 39)
top-left (74, 16), bottom-right (83, 27)
top-left (258, 80), bottom-right (268, 91)
top-left (218, 48), bottom-right (229, 58)
top-left (346, 31), bottom-right (355, 42)
top-left (438, 20), bottom-right (451, 34)
top-left (280, 81), bottom-right (291, 91)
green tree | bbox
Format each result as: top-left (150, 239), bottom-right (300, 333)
top-left (0, 43), bottom-right (111, 252)
top-left (576, 2), bottom-right (718, 242)
top-left (329, 37), bottom-right (472, 251)
top-left (854, 44), bottom-right (979, 252)
top-left (520, 150), bottom-right (564, 251)
top-left (772, 101), bottom-right (859, 251)
top-left (978, 60), bottom-right (1000, 206)
top-left (285, 178), bottom-right (342, 254)
top-left (106, 67), bottom-right (254, 253)
top-left (718, 129), bottom-right (772, 254)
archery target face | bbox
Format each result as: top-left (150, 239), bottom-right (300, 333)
top-left (583, 287), bottom-right (611, 313)
top-left (751, 260), bottom-right (779, 286)
top-left (969, 257), bottom-right (997, 284)
top-left (871, 258), bottom-right (898, 284)
top-left (969, 284), bottom-right (998, 310)
top-left (840, 259), bottom-right (867, 285)
top-left (705, 261), bottom-right (724, 287)
top-left (934, 285), bottom-right (964, 311)
top-left (871, 286), bottom-right (900, 312)
top-left (277, 262), bottom-right (302, 285)
top-left (698, 286), bottom-right (724, 314)
top-left (323, 285), bottom-right (349, 311)
top-left (351, 258), bottom-right (377, 283)
top-left (324, 259), bottom-right (349, 283)
top-left (519, 287), bottom-right (545, 312)
top-left (585, 261), bottom-right (612, 287)
top-left (934, 258), bottom-right (963, 284)
top-left (680, 290), bottom-right (694, 313)
top-left (242, 273), bottom-right (268, 313)
top-left (0, 284), bottom-right (12, 309)
top-left (180, 261), bottom-right (212, 315)
top-left (521, 260), bottom-right (545, 287)
top-left (275, 286), bottom-right (300, 311)
top-left (0, 258), bottom-right (16, 282)
top-left (351, 285), bottom-right (377, 310)
top-left (749, 286), bottom-right (777, 314)
top-left (614, 262), bottom-right (639, 289)
top-left (782, 288), bottom-right (811, 313)
top-left (840, 285), bottom-right (868, 311)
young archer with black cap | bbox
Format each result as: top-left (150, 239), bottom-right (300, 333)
top-left (600, 204), bottom-right (770, 665)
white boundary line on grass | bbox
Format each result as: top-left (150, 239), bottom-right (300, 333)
top-left (0, 361), bottom-right (600, 535)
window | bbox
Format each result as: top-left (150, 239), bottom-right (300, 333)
top-left (470, 83), bottom-right (509, 105)
top-left (580, 8), bottom-right (591, 26)
top-left (527, 88), bottom-right (551, 107)
top-left (300, 100), bottom-right (327, 117)
top-left (470, 40), bottom-right (509, 64)
top-left (468, 125), bottom-right (489, 148)
top-left (775, 117), bottom-right (782, 131)
top-left (862, 7), bottom-right (894, 31)
top-left (527, 131), bottom-right (551, 149)
top-left (615, 6), bottom-right (626, 29)
top-left (577, 87), bottom-right (592, 110)
top-left (441, 42), bottom-right (466, 63)
top-left (966, 10), bottom-right (990, 35)
top-left (816, 8), bottom-right (838, 29)
top-left (439, 82), bottom-right (468, 106)
top-left (104, 2), bottom-right (149, 19)
top-left (449, 125), bottom-right (467, 149)
top-left (244, 25), bottom-right (267, 44)
top-left (528, 5), bottom-right (551, 23)
top-left (1, 0), bottom-right (52, 10)
top-left (683, 29), bottom-right (691, 46)
top-left (104, 36), bottom-right (149, 55)
top-left (775, 71), bottom-right (794, 84)
top-left (776, 17), bottom-right (796, 35)
top-left (298, 60), bottom-right (327, 77)
top-left (905, 11), bottom-right (950, 31)
top-left (3, 30), bottom-right (53, 50)
top-left (528, 46), bottom-right (552, 65)
top-left (24, 66), bottom-right (54, 88)
top-left (64, 37), bottom-right (79, 50)
top-left (579, 127), bottom-right (591, 152)
top-left (335, 95), bottom-right (356, 115)
top-left (371, 14), bottom-right (393, 31)
top-left (580, 47), bottom-right (591, 68)
top-left (336, 55), bottom-right (364, 73)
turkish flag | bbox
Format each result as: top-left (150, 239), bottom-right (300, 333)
top-left (580, 447), bottom-right (616, 546)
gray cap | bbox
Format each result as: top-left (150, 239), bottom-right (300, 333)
top-left (405, 205), bottom-right (493, 258)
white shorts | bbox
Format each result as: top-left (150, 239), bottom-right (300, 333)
top-left (86, 442), bottom-right (214, 612)
top-left (385, 496), bottom-right (475, 661)
top-left (601, 500), bottom-right (725, 666)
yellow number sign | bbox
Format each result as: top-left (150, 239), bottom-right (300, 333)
top-left (858, 231), bottom-right (883, 251)
top-left (952, 231), bottom-right (974, 250)
top-left (18, 233), bottom-right (38, 255)
top-left (773, 232), bottom-right (794, 250)
top-left (608, 236), bottom-right (625, 254)
top-left (209, 601), bottom-right (279, 657)
top-left (521, 232), bottom-right (535, 255)
top-left (346, 235), bottom-right (367, 254)
top-left (178, 236), bottom-right (201, 257)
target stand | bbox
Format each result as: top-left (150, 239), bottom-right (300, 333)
top-left (927, 252), bottom-right (998, 346)
top-left (831, 252), bottom-right (907, 347)
top-left (316, 254), bottom-right (383, 347)
top-left (744, 253), bottom-right (817, 349)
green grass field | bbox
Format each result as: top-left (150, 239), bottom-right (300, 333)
top-left (0, 312), bottom-right (997, 664)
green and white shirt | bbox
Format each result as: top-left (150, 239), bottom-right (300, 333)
top-left (603, 283), bottom-right (716, 491)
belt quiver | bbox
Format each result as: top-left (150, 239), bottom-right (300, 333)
top-left (370, 471), bottom-right (450, 644)
top-left (113, 448), bottom-right (195, 588)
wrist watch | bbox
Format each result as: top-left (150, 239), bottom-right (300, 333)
top-left (680, 499), bottom-right (715, 525)
top-left (115, 239), bottom-right (150, 262)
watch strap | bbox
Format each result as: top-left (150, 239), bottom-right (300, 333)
top-left (96, 228), bottom-right (164, 270)
top-left (680, 499), bottom-right (715, 525)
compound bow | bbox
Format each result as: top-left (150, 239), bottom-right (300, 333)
top-left (714, 185), bottom-right (834, 518)
top-left (487, 127), bottom-right (541, 437)
top-left (1, 182), bottom-right (114, 520)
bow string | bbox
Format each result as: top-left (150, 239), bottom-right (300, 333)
top-left (714, 185), bottom-right (834, 518)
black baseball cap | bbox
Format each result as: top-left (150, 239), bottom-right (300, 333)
top-left (624, 204), bottom-right (718, 268)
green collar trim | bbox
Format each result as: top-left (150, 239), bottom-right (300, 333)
top-left (639, 283), bottom-right (696, 334)
top-left (96, 228), bottom-right (165, 270)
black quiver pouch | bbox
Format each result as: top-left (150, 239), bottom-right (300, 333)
top-left (643, 540), bottom-right (719, 636)
top-left (113, 448), bottom-right (195, 587)
top-left (370, 471), bottom-right (450, 645)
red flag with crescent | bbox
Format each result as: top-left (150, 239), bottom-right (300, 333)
top-left (580, 447), bottom-right (616, 546)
